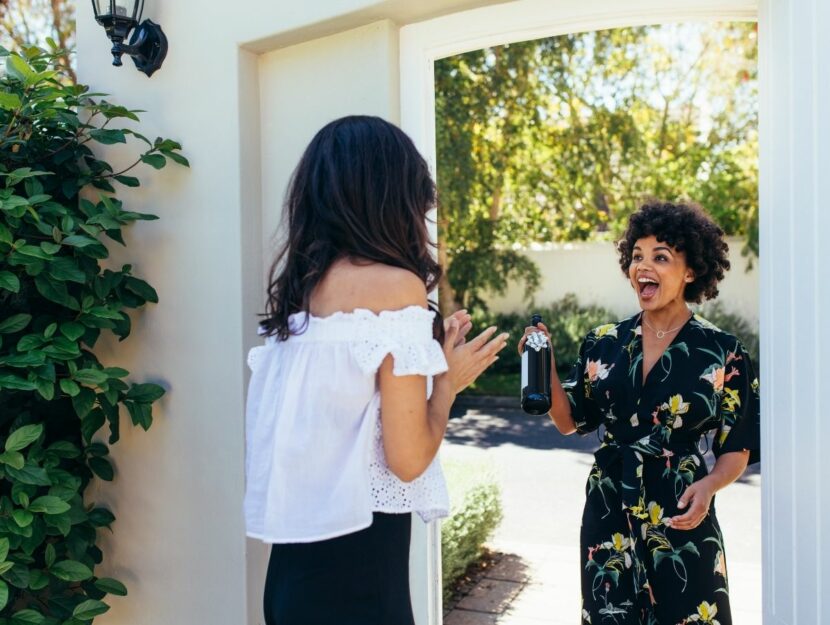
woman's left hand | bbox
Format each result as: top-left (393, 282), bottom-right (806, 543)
top-left (666, 478), bottom-right (716, 530)
top-left (444, 309), bottom-right (472, 348)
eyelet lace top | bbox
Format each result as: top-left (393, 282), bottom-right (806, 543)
top-left (244, 305), bottom-right (450, 543)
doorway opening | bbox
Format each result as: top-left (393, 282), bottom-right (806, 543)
top-left (430, 20), bottom-right (761, 625)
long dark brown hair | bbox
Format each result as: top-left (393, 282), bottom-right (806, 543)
top-left (262, 115), bottom-right (443, 341)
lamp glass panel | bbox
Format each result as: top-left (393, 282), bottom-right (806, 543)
top-left (93, 0), bottom-right (113, 16)
top-left (113, 0), bottom-right (132, 17)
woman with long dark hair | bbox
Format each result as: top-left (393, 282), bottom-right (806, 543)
top-left (244, 115), bottom-right (508, 625)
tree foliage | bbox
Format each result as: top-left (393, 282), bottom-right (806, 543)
top-left (0, 0), bottom-right (75, 83)
top-left (0, 47), bottom-right (186, 622)
top-left (435, 23), bottom-right (758, 311)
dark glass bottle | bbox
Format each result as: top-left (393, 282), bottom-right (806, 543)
top-left (521, 314), bottom-right (552, 415)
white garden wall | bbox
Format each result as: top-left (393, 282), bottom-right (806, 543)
top-left (484, 237), bottom-right (759, 323)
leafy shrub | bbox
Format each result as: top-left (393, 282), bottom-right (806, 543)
top-left (465, 295), bottom-right (760, 396)
top-left (441, 459), bottom-right (503, 603)
top-left (466, 294), bottom-right (615, 391)
top-left (0, 47), bottom-right (186, 621)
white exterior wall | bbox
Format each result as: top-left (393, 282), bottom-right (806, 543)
top-left (484, 237), bottom-right (759, 323)
top-left (759, 0), bottom-right (829, 622)
top-left (76, 2), bottom-right (484, 624)
top-left (72, 0), bottom-right (830, 623)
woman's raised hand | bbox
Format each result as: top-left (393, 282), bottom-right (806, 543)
top-left (517, 321), bottom-right (552, 356)
top-left (442, 319), bottom-right (509, 395)
top-left (444, 309), bottom-right (473, 347)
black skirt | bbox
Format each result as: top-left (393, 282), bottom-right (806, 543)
top-left (263, 512), bottom-right (415, 625)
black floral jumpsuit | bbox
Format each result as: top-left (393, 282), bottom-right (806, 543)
top-left (562, 313), bottom-right (761, 625)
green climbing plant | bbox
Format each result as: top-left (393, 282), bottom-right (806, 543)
top-left (0, 44), bottom-right (187, 623)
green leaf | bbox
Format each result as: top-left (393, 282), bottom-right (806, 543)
top-left (49, 258), bottom-right (87, 283)
top-left (0, 91), bottom-right (21, 110)
top-left (114, 175), bottom-right (140, 187)
top-left (126, 383), bottom-right (165, 403)
top-left (0, 579), bottom-right (8, 611)
top-left (60, 322), bottom-right (86, 341)
top-left (47, 441), bottom-right (81, 458)
top-left (5, 54), bottom-right (36, 84)
top-left (125, 277), bottom-right (158, 303)
top-left (59, 379), bottom-right (81, 397)
top-left (16, 334), bottom-right (44, 352)
top-left (0, 561), bottom-right (14, 575)
top-left (51, 560), bottom-right (93, 582)
top-left (10, 608), bottom-right (44, 624)
top-left (14, 245), bottom-right (51, 260)
top-left (0, 314), bottom-right (31, 334)
top-left (34, 275), bottom-right (70, 305)
top-left (140, 153), bottom-right (166, 169)
top-left (73, 368), bottom-right (108, 386)
top-left (162, 150), bottom-right (190, 167)
top-left (45, 544), bottom-right (56, 568)
top-left (94, 577), bottom-right (127, 596)
top-left (88, 507), bottom-right (115, 527)
top-left (0, 374), bottom-right (36, 391)
top-left (43, 323), bottom-right (57, 339)
top-left (28, 496), bottom-right (71, 515)
top-left (6, 464), bottom-right (51, 486)
top-left (72, 599), bottom-right (109, 620)
top-left (103, 367), bottom-right (129, 378)
top-left (0, 271), bottom-right (20, 293)
top-left (61, 235), bottom-right (99, 248)
top-left (0, 451), bottom-right (25, 470)
top-left (0, 538), bottom-right (9, 562)
top-left (71, 388), bottom-right (96, 419)
top-left (27, 569), bottom-right (48, 591)
top-left (88, 457), bottom-right (114, 481)
top-left (11, 509), bottom-right (34, 527)
top-left (88, 129), bottom-right (126, 145)
top-left (125, 401), bottom-right (152, 429)
top-left (6, 424), bottom-right (43, 452)
top-left (0, 352), bottom-right (45, 367)
top-left (35, 378), bottom-right (54, 400)
top-left (87, 306), bottom-right (123, 320)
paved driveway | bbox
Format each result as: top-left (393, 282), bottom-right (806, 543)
top-left (442, 404), bottom-right (762, 625)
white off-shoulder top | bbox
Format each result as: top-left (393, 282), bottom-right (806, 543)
top-left (244, 305), bottom-right (450, 543)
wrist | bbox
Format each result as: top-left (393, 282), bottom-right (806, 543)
top-left (699, 474), bottom-right (721, 494)
top-left (434, 373), bottom-right (457, 401)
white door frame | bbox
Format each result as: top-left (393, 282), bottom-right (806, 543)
top-left (400, 1), bottom-right (767, 623)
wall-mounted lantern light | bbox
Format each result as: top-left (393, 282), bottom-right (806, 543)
top-left (91, 1), bottom-right (168, 77)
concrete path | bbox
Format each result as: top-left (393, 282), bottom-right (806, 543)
top-left (442, 404), bottom-right (762, 625)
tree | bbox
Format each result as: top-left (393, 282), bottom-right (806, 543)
top-left (0, 0), bottom-right (76, 83)
top-left (435, 23), bottom-right (758, 312)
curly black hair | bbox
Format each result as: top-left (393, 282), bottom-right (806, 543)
top-left (617, 200), bottom-right (731, 303)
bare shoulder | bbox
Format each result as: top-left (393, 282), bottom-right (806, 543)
top-left (313, 260), bottom-right (428, 316)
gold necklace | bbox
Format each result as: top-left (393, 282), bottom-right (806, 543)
top-left (642, 312), bottom-right (691, 339)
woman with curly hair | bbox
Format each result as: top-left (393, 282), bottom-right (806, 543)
top-left (518, 201), bottom-right (760, 625)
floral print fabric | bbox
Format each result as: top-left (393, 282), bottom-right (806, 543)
top-left (563, 313), bottom-right (760, 624)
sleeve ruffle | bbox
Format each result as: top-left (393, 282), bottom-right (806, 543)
top-left (350, 306), bottom-right (448, 377)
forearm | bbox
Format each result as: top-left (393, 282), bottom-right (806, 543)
top-left (702, 450), bottom-right (750, 492)
top-left (547, 357), bottom-right (576, 434)
top-left (427, 373), bottom-right (456, 441)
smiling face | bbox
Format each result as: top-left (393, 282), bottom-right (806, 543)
top-left (628, 236), bottom-right (695, 312)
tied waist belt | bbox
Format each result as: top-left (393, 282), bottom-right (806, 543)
top-left (593, 435), bottom-right (702, 510)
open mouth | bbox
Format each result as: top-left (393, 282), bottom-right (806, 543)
top-left (638, 276), bottom-right (659, 299)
